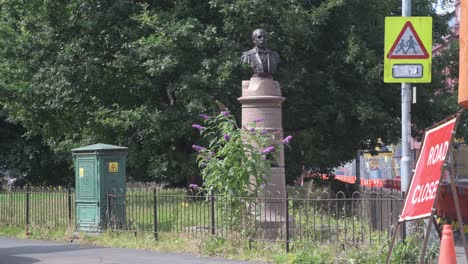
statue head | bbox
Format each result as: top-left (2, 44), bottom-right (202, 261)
top-left (252, 29), bottom-right (267, 50)
top-left (242, 28), bottom-right (280, 78)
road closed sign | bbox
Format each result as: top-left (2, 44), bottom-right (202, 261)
top-left (399, 116), bottom-right (458, 222)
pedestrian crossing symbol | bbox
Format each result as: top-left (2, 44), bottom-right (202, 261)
top-left (387, 21), bottom-right (429, 59)
top-left (384, 17), bottom-right (432, 83)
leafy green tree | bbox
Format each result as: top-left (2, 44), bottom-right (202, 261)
top-left (412, 39), bottom-right (467, 138)
top-left (0, 0), bottom-right (455, 186)
top-left (0, 112), bottom-right (71, 186)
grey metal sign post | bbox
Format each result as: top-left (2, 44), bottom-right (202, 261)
top-left (400, 0), bottom-right (412, 201)
top-left (400, 0), bottom-right (413, 239)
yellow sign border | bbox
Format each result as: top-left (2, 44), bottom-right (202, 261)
top-left (109, 162), bottom-right (119, 173)
top-left (384, 17), bottom-right (432, 83)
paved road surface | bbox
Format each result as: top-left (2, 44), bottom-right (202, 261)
top-left (456, 233), bottom-right (468, 264)
top-left (0, 237), bottom-right (265, 264)
top-left (3, 235), bottom-right (465, 263)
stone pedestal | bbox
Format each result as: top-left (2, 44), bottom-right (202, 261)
top-left (238, 77), bottom-right (287, 227)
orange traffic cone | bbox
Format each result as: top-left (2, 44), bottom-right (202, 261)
top-left (438, 224), bottom-right (457, 264)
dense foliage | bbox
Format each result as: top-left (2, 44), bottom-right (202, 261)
top-left (0, 0), bottom-right (458, 186)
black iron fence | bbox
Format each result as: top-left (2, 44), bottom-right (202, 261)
top-left (0, 186), bottom-right (74, 229)
top-left (107, 185), bottom-right (403, 248)
top-left (0, 184), bottom-right (403, 249)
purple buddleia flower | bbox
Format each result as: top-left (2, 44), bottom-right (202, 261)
top-left (224, 134), bottom-right (230, 141)
top-left (192, 124), bottom-right (205, 131)
top-left (221, 111), bottom-right (229, 116)
top-left (189, 184), bottom-right (199, 190)
top-left (261, 146), bottom-right (275, 154)
top-left (261, 129), bottom-right (268, 135)
top-left (245, 127), bottom-right (255, 132)
top-left (199, 114), bottom-right (210, 120)
top-left (192, 145), bottom-right (204, 152)
top-left (283, 135), bottom-right (293, 144)
top-left (253, 118), bottom-right (264, 123)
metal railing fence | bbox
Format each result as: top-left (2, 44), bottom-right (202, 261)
top-left (0, 186), bottom-right (74, 229)
top-left (0, 184), bottom-right (402, 250)
top-left (107, 186), bottom-right (403, 249)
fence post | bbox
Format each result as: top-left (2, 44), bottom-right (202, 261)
top-left (210, 193), bottom-right (215, 235)
top-left (107, 191), bottom-right (111, 228)
top-left (67, 188), bottom-right (72, 227)
top-left (285, 190), bottom-right (290, 253)
top-left (153, 188), bottom-right (158, 240)
top-left (25, 185), bottom-right (30, 231)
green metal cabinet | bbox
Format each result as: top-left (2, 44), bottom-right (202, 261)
top-left (72, 143), bottom-right (127, 232)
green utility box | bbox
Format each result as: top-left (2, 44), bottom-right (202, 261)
top-left (72, 143), bottom-right (128, 232)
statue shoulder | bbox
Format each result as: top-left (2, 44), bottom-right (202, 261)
top-left (242, 48), bottom-right (257, 56)
top-left (271, 50), bottom-right (280, 62)
top-left (271, 50), bottom-right (280, 57)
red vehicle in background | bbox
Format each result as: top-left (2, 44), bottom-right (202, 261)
top-left (297, 147), bottom-right (402, 189)
top-left (305, 147), bottom-right (402, 189)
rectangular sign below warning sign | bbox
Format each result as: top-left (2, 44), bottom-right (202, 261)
top-left (399, 117), bottom-right (458, 222)
top-left (393, 64), bottom-right (423, 78)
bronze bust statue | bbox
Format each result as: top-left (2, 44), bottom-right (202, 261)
top-left (241, 29), bottom-right (280, 78)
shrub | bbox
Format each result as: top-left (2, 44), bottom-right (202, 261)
top-left (192, 111), bottom-right (291, 198)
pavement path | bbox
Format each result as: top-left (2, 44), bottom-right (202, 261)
top-left (0, 237), bottom-right (266, 264)
top-left (455, 233), bottom-right (468, 264)
top-left (456, 246), bottom-right (467, 264)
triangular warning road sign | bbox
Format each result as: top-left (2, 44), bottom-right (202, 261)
top-left (387, 21), bottom-right (429, 59)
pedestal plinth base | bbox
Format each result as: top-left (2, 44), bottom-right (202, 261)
top-left (257, 166), bottom-right (292, 240)
top-left (238, 77), bottom-right (291, 240)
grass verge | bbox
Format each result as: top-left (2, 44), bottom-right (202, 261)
top-left (0, 225), bottom-right (437, 264)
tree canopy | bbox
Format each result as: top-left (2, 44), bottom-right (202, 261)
top-left (0, 0), bottom-right (459, 186)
